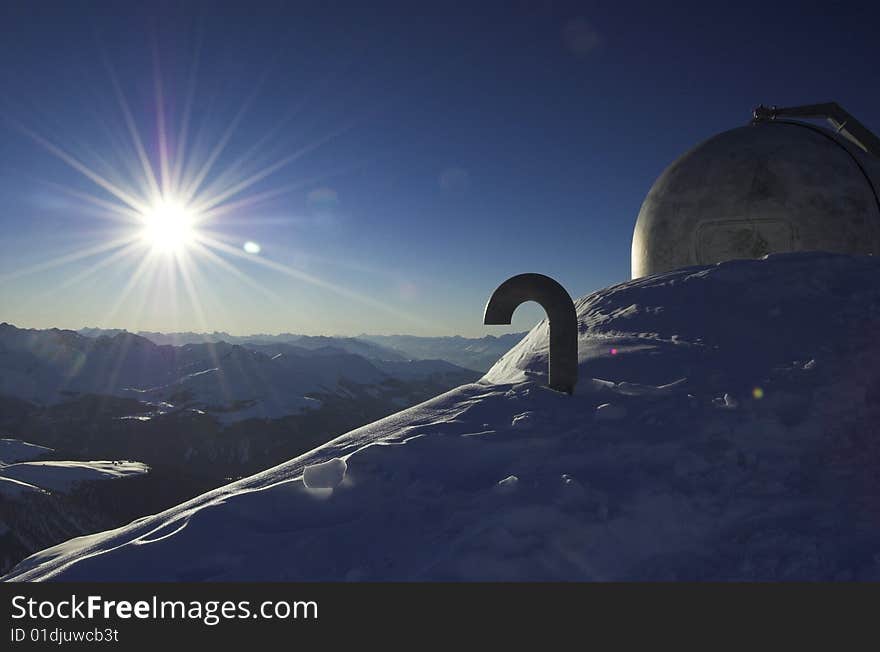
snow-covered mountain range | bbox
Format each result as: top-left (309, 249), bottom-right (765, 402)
top-left (8, 251), bottom-right (879, 581)
top-left (359, 333), bottom-right (528, 371)
top-left (77, 329), bottom-right (527, 372)
top-left (0, 325), bottom-right (479, 421)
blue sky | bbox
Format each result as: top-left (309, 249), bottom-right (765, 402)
top-left (1, 1), bottom-right (878, 336)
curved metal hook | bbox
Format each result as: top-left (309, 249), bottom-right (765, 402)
top-left (484, 273), bottom-right (578, 394)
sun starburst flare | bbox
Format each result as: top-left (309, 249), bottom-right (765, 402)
top-left (140, 198), bottom-right (197, 254)
top-left (1, 39), bottom-right (431, 334)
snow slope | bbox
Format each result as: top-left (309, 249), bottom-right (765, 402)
top-left (0, 476), bottom-right (46, 498)
top-left (0, 461), bottom-right (149, 493)
top-left (0, 438), bottom-right (147, 497)
top-left (0, 438), bottom-right (54, 464)
top-left (6, 252), bottom-right (880, 581)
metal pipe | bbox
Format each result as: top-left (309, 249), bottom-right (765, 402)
top-left (484, 273), bottom-right (578, 394)
top-left (753, 102), bottom-right (880, 157)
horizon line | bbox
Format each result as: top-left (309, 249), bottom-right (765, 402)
top-left (0, 321), bottom-right (531, 341)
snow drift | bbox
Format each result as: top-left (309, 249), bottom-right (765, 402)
top-left (5, 252), bottom-right (880, 581)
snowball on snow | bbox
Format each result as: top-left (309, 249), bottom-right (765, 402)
top-left (302, 457), bottom-right (347, 490)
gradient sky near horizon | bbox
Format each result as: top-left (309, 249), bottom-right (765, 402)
top-left (1, 1), bottom-right (879, 337)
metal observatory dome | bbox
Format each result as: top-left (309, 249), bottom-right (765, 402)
top-left (631, 103), bottom-right (880, 278)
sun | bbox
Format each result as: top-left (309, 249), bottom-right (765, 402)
top-left (140, 198), bottom-right (197, 254)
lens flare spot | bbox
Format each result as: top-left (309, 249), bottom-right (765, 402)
top-left (752, 387), bottom-right (764, 400)
top-left (243, 241), bottom-right (261, 254)
top-left (610, 348), bottom-right (618, 355)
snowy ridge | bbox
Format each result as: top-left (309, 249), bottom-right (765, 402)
top-left (0, 437), bottom-right (148, 498)
top-left (0, 476), bottom-right (47, 498)
top-left (6, 252), bottom-right (880, 581)
top-left (0, 461), bottom-right (149, 493)
top-left (0, 438), bottom-right (54, 464)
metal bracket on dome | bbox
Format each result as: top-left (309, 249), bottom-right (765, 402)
top-left (484, 273), bottom-right (578, 394)
top-left (752, 102), bottom-right (880, 158)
